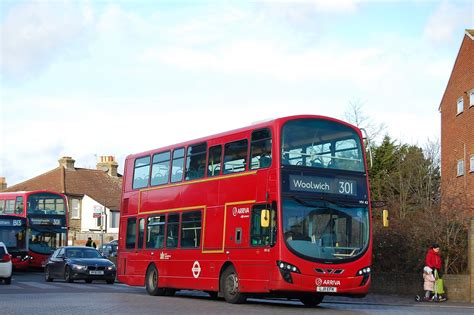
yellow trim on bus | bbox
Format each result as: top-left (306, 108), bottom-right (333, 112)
top-left (135, 200), bottom-right (256, 255)
top-left (137, 170), bottom-right (257, 213)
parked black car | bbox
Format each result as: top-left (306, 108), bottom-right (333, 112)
top-left (98, 241), bottom-right (118, 258)
top-left (44, 246), bottom-right (116, 284)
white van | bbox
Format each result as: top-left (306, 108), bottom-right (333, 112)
top-left (0, 242), bottom-right (13, 285)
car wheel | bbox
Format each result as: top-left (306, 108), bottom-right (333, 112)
top-left (145, 264), bottom-right (166, 296)
top-left (106, 279), bottom-right (115, 285)
top-left (45, 267), bottom-right (53, 282)
top-left (4, 276), bottom-right (12, 285)
top-left (221, 266), bottom-right (246, 304)
top-left (64, 266), bottom-right (74, 283)
top-left (85, 279), bottom-right (93, 284)
top-left (300, 293), bottom-right (324, 307)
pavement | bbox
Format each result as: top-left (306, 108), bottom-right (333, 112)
top-left (323, 293), bottom-right (474, 308)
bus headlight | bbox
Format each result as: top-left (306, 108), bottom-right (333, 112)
top-left (277, 261), bottom-right (301, 284)
top-left (356, 267), bottom-right (371, 276)
top-left (356, 266), bottom-right (371, 287)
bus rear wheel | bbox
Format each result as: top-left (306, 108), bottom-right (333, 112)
top-left (221, 266), bottom-right (246, 304)
top-left (300, 293), bottom-right (324, 307)
top-left (145, 265), bottom-right (166, 296)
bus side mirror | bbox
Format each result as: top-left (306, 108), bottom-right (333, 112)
top-left (261, 209), bottom-right (270, 228)
top-left (382, 209), bottom-right (389, 227)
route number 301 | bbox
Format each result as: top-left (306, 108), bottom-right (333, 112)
top-left (338, 181), bottom-right (355, 195)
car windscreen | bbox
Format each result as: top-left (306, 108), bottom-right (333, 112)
top-left (65, 248), bottom-right (102, 259)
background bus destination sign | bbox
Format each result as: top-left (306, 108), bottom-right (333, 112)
top-left (289, 175), bottom-right (357, 196)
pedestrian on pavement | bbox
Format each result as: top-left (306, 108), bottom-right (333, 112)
top-left (85, 237), bottom-right (97, 248)
top-left (424, 243), bottom-right (446, 302)
top-left (425, 243), bottom-right (442, 275)
top-left (422, 266), bottom-right (435, 301)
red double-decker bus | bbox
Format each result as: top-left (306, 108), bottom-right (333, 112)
top-left (0, 191), bottom-right (68, 269)
top-left (118, 115), bottom-right (372, 306)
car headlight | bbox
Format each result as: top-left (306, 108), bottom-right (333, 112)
top-left (71, 264), bottom-right (87, 271)
top-left (107, 264), bottom-right (116, 271)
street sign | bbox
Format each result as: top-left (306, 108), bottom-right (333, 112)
top-left (93, 205), bottom-right (102, 218)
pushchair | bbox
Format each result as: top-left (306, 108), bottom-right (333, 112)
top-left (415, 269), bottom-right (446, 302)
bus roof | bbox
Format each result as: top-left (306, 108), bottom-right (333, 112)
top-left (126, 114), bottom-right (360, 160)
top-left (0, 190), bottom-right (66, 198)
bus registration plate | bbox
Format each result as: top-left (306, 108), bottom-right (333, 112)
top-left (90, 270), bottom-right (104, 275)
top-left (317, 286), bottom-right (337, 293)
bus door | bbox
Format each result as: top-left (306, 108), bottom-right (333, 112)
top-left (121, 217), bottom-right (142, 284)
top-left (229, 203), bottom-right (276, 292)
top-left (225, 202), bottom-right (252, 251)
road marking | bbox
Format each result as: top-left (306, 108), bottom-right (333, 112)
top-left (0, 284), bottom-right (22, 289)
top-left (21, 282), bottom-right (61, 289)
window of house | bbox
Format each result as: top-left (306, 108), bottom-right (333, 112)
top-left (207, 145), bottom-right (222, 177)
top-left (151, 151), bottom-right (170, 186)
top-left (71, 198), bottom-right (80, 219)
top-left (457, 159), bottom-right (464, 177)
top-left (470, 155), bottom-right (474, 173)
top-left (133, 156), bottom-right (151, 189)
top-left (170, 148), bottom-right (185, 183)
top-left (456, 97), bottom-right (464, 115)
top-left (250, 128), bottom-right (272, 170)
top-left (185, 143), bottom-right (207, 181)
top-left (110, 211), bottom-right (120, 228)
top-left (223, 139), bottom-right (248, 174)
top-left (470, 90), bottom-right (474, 107)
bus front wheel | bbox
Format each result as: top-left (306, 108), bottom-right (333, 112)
top-left (145, 265), bottom-right (166, 296)
top-left (300, 293), bottom-right (324, 307)
top-left (221, 266), bottom-right (247, 304)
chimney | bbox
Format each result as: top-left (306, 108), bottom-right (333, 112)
top-left (0, 177), bottom-right (7, 190)
top-left (58, 156), bottom-right (76, 170)
top-left (97, 156), bottom-right (118, 177)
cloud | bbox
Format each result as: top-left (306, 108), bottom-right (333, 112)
top-left (424, 0), bottom-right (473, 45)
top-left (259, 0), bottom-right (362, 13)
top-left (0, 0), bottom-right (94, 82)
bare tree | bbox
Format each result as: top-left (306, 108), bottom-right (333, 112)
top-left (343, 99), bottom-right (386, 144)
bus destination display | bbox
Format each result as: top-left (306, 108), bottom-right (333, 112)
top-left (289, 175), bottom-right (357, 196)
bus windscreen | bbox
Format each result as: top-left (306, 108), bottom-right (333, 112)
top-left (281, 119), bottom-right (365, 172)
top-left (27, 193), bottom-right (66, 215)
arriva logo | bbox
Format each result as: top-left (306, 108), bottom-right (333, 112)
top-left (315, 278), bottom-right (341, 286)
top-left (232, 207), bottom-right (250, 216)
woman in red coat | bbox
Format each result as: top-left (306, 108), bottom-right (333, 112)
top-left (425, 243), bottom-right (442, 273)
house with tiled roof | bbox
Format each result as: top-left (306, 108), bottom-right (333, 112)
top-left (1, 156), bottom-right (122, 246)
top-left (439, 29), bottom-right (474, 216)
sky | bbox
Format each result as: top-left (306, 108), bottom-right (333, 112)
top-left (0, 0), bottom-right (473, 186)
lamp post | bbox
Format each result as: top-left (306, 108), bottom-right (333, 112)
top-left (101, 203), bottom-right (106, 247)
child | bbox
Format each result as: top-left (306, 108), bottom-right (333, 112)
top-left (423, 266), bottom-right (435, 301)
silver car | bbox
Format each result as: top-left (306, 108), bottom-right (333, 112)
top-left (0, 242), bottom-right (13, 285)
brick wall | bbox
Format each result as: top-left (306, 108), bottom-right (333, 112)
top-left (440, 32), bottom-right (474, 215)
top-left (370, 273), bottom-right (470, 301)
